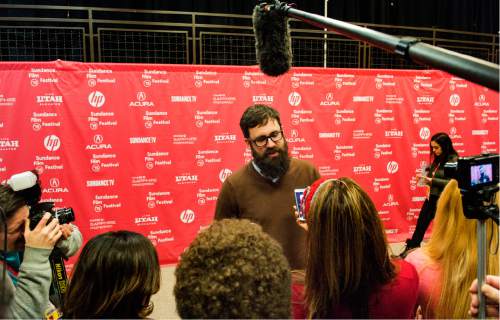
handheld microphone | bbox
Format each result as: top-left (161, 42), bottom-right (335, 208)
top-left (253, 3), bottom-right (292, 77)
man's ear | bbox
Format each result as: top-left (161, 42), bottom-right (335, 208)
top-left (244, 139), bottom-right (251, 148)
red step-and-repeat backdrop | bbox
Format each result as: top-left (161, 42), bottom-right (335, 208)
top-left (0, 60), bottom-right (498, 265)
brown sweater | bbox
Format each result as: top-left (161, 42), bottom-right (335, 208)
top-left (214, 158), bottom-right (320, 269)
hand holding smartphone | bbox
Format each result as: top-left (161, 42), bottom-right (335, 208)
top-left (294, 188), bottom-right (306, 222)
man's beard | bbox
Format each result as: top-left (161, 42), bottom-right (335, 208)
top-left (252, 141), bottom-right (290, 180)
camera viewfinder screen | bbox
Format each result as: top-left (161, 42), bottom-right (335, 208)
top-left (470, 164), bottom-right (493, 186)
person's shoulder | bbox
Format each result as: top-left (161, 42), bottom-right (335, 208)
top-left (395, 258), bottom-right (418, 280)
top-left (404, 247), bottom-right (426, 265)
top-left (223, 163), bottom-right (254, 184)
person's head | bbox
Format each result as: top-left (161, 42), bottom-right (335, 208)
top-left (240, 104), bottom-right (290, 179)
top-left (62, 230), bottom-right (161, 319)
top-left (429, 132), bottom-right (457, 164)
top-left (174, 219), bottom-right (291, 319)
top-left (0, 184), bottom-right (29, 252)
top-left (424, 179), bottom-right (499, 318)
top-left (303, 177), bottom-right (396, 318)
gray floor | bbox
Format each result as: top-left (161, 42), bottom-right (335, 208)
top-left (149, 242), bottom-right (407, 319)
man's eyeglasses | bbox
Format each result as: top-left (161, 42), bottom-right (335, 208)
top-left (250, 130), bottom-right (284, 147)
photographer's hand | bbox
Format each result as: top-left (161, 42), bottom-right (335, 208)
top-left (60, 223), bottom-right (74, 239)
top-left (24, 212), bottom-right (62, 249)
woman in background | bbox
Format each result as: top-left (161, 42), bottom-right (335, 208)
top-left (401, 132), bottom-right (458, 256)
top-left (405, 179), bottom-right (499, 318)
top-left (296, 177), bottom-right (419, 318)
top-left (61, 230), bottom-right (161, 318)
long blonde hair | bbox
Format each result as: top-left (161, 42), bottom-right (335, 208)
top-left (424, 179), bottom-right (499, 318)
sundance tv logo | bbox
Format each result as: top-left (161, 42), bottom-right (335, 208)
top-left (88, 91), bottom-right (105, 108)
top-left (180, 209), bottom-right (195, 224)
top-left (44, 135), bottom-right (61, 151)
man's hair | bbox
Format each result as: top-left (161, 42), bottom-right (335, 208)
top-left (61, 230), bottom-right (161, 318)
top-left (239, 104), bottom-right (282, 138)
top-left (305, 177), bottom-right (396, 318)
top-left (0, 184), bottom-right (26, 220)
top-left (174, 219), bottom-right (291, 318)
top-left (424, 179), bottom-right (499, 318)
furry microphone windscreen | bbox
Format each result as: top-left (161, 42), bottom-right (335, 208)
top-left (253, 5), bottom-right (292, 77)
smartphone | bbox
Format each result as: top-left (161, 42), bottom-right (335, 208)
top-left (294, 188), bottom-right (306, 222)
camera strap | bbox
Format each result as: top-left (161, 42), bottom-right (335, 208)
top-left (48, 249), bottom-right (68, 309)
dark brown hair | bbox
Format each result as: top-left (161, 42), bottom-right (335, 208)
top-left (305, 177), bottom-right (396, 318)
top-left (62, 230), bottom-right (161, 318)
top-left (0, 184), bottom-right (26, 220)
top-left (239, 104), bottom-right (282, 138)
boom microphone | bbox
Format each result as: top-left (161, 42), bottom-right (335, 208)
top-left (253, 4), bottom-right (292, 77)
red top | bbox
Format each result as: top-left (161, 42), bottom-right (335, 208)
top-left (292, 259), bottom-right (419, 319)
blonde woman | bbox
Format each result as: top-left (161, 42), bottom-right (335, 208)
top-left (405, 179), bottom-right (499, 318)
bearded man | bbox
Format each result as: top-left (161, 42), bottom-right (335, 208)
top-left (214, 104), bottom-right (319, 269)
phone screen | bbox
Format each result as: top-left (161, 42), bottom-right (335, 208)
top-left (294, 188), bottom-right (306, 222)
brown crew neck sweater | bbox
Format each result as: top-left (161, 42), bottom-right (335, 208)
top-left (214, 158), bottom-right (320, 269)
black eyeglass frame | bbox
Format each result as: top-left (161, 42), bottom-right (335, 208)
top-left (249, 130), bottom-right (284, 147)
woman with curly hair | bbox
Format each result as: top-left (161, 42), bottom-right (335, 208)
top-left (405, 179), bottom-right (499, 318)
top-left (174, 218), bottom-right (291, 318)
top-left (296, 177), bottom-right (419, 318)
top-left (61, 230), bottom-right (161, 318)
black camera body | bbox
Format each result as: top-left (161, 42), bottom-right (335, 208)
top-left (444, 153), bottom-right (499, 191)
top-left (29, 201), bottom-right (75, 230)
top-left (444, 153), bottom-right (499, 222)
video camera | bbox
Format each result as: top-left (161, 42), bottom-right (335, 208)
top-left (444, 153), bottom-right (499, 223)
top-left (444, 153), bottom-right (499, 191)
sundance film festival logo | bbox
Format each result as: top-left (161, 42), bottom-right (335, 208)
top-left (288, 92), bottom-right (302, 107)
top-left (386, 161), bottom-right (399, 174)
top-left (44, 135), bottom-right (61, 151)
top-left (419, 127), bottom-right (431, 140)
top-left (180, 209), bottom-right (195, 224)
top-left (219, 168), bottom-right (232, 183)
top-left (88, 91), bottom-right (105, 108)
top-left (449, 94), bottom-right (460, 107)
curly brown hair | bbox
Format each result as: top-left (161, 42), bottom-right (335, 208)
top-left (174, 218), bottom-right (291, 318)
